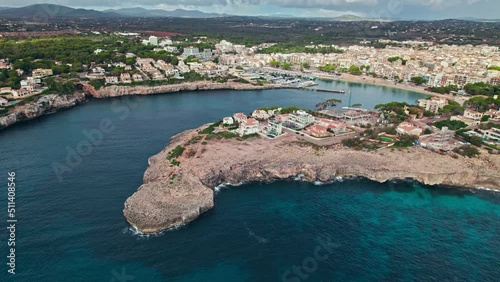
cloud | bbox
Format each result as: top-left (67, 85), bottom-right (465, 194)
top-left (404, 0), bottom-right (481, 9)
top-left (0, 0), bottom-right (496, 20)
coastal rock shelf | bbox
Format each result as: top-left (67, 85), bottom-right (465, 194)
top-left (123, 126), bottom-right (500, 234)
top-left (0, 92), bottom-right (87, 130)
top-left (87, 81), bottom-right (288, 98)
top-left (0, 82), bottom-right (287, 130)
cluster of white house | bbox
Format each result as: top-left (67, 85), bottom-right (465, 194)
top-left (0, 68), bottom-right (51, 99)
top-left (223, 109), bottom-right (348, 138)
top-left (467, 127), bottom-right (500, 143)
top-left (98, 58), bottom-right (229, 85)
top-left (451, 106), bottom-right (500, 126)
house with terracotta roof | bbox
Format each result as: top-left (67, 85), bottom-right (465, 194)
top-left (120, 73), bottom-right (132, 83)
top-left (396, 122), bottom-right (423, 136)
top-left (233, 113), bottom-right (248, 123)
top-left (484, 109), bottom-right (500, 121)
top-left (252, 109), bottom-right (270, 120)
top-left (275, 114), bottom-right (290, 123)
top-left (463, 109), bottom-right (484, 120)
top-left (315, 118), bottom-right (347, 134)
top-left (305, 124), bottom-right (330, 138)
top-left (237, 118), bottom-right (259, 136)
top-left (132, 73), bottom-right (143, 82)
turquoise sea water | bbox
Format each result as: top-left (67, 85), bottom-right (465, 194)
top-left (0, 82), bottom-right (498, 281)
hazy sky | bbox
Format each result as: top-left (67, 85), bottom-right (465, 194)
top-left (1, 0), bottom-right (499, 19)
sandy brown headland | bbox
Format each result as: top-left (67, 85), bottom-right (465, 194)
top-left (123, 125), bottom-right (500, 234)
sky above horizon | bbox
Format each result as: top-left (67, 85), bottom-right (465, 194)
top-left (1, 0), bottom-right (499, 20)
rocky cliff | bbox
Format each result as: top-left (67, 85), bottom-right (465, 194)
top-left (123, 126), bottom-right (500, 234)
top-left (0, 81), bottom-right (284, 130)
top-left (0, 92), bottom-right (88, 130)
top-left (89, 81), bottom-right (287, 98)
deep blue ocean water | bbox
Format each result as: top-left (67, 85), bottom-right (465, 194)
top-left (0, 82), bottom-right (499, 281)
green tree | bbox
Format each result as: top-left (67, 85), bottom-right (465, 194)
top-left (270, 60), bottom-right (280, 67)
top-left (348, 65), bottom-right (362, 75)
top-left (411, 76), bottom-right (426, 85)
top-left (439, 100), bottom-right (464, 116)
top-left (481, 115), bottom-right (491, 122)
top-left (281, 62), bottom-right (292, 70)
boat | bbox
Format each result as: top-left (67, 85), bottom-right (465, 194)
top-left (298, 81), bottom-right (318, 88)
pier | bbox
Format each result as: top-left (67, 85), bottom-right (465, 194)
top-left (295, 87), bottom-right (346, 94)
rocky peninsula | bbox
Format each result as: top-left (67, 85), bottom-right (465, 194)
top-left (0, 81), bottom-right (286, 130)
top-left (123, 124), bottom-right (500, 234)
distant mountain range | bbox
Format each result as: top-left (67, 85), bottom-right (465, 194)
top-left (0, 4), bottom-right (498, 21)
top-left (0, 4), bottom-right (121, 18)
top-left (0, 5), bottom-right (393, 21)
top-left (103, 7), bottom-right (226, 18)
top-left (0, 4), bottom-right (226, 19)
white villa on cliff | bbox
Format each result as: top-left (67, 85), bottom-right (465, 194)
top-left (237, 118), bottom-right (259, 136)
top-left (233, 113), bottom-right (248, 123)
top-left (396, 122), bottom-right (423, 136)
top-left (252, 110), bottom-right (270, 120)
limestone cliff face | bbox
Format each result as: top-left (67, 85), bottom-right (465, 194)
top-left (123, 126), bottom-right (500, 234)
top-left (90, 81), bottom-right (287, 98)
top-left (0, 81), bottom-right (283, 130)
top-left (0, 92), bottom-right (88, 130)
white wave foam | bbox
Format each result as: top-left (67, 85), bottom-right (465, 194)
top-left (475, 186), bottom-right (500, 193)
top-left (124, 222), bottom-right (187, 239)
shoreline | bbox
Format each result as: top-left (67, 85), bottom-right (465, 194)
top-left (0, 76), bottom-right (450, 131)
top-left (263, 67), bottom-right (455, 100)
top-left (0, 81), bottom-right (290, 130)
top-left (123, 125), bottom-right (500, 234)
top-left (130, 177), bottom-right (499, 237)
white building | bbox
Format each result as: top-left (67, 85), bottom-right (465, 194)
top-left (105, 76), bottom-right (119, 84)
top-left (223, 117), bottom-right (234, 125)
top-left (252, 110), bottom-right (270, 120)
top-left (482, 128), bottom-right (500, 143)
top-left (233, 113), bottom-right (247, 123)
top-left (182, 47), bottom-right (200, 57)
top-left (396, 122), bottom-right (423, 136)
top-left (238, 118), bottom-right (259, 136)
top-left (132, 73), bottom-right (143, 82)
top-left (418, 97), bottom-right (448, 114)
top-left (149, 36), bottom-right (159, 46)
top-left (267, 121), bottom-right (283, 136)
top-left (12, 89), bottom-right (30, 98)
top-left (287, 110), bottom-right (315, 129)
top-left (120, 73), bottom-right (132, 83)
top-left (463, 109), bottom-right (484, 120)
top-left (32, 68), bottom-right (53, 78)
